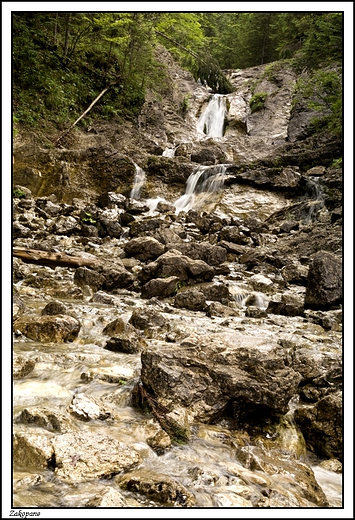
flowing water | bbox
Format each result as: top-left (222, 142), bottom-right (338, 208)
top-left (197, 94), bottom-right (227, 138)
top-left (130, 163), bottom-right (146, 200)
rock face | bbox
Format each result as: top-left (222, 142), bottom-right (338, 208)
top-left (140, 332), bottom-right (302, 429)
top-left (305, 250), bottom-right (342, 309)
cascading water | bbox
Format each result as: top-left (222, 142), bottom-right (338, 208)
top-left (162, 147), bottom-right (176, 158)
top-left (305, 176), bottom-right (325, 223)
top-left (197, 94), bottom-right (227, 138)
top-left (174, 164), bottom-right (229, 214)
top-left (130, 163), bottom-right (146, 200)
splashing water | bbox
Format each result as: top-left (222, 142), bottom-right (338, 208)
top-left (162, 147), bottom-right (176, 158)
top-left (174, 164), bottom-right (229, 214)
top-left (197, 94), bottom-right (227, 138)
top-left (130, 163), bottom-right (146, 200)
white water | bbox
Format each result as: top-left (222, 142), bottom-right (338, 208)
top-left (174, 164), bottom-right (229, 214)
top-left (197, 94), bottom-right (227, 138)
top-left (162, 147), bottom-right (176, 157)
top-left (130, 163), bottom-right (146, 199)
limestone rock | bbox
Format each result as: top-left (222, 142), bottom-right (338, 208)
top-left (305, 250), bottom-right (342, 309)
top-left (116, 468), bottom-right (196, 507)
top-left (141, 276), bottom-right (180, 299)
top-left (16, 407), bottom-right (70, 433)
top-left (140, 331), bottom-right (302, 426)
top-left (124, 236), bottom-right (165, 261)
top-left (14, 314), bottom-right (81, 343)
top-left (174, 289), bottom-right (207, 311)
top-left (105, 334), bottom-right (146, 354)
top-left (68, 393), bottom-right (114, 422)
top-left (129, 307), bottom-right (166, 329)
top-left (86, 487), bottom-right (127, 507)
top-left (13, 354), bottom-right (35, 379)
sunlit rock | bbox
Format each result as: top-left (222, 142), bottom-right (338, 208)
top-left (14, 314), bottom-right (81, 343)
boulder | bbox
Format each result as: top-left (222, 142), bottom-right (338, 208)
top-left (13, 314), bottom-right (81, 343)
top-left (16, 407), bottom-right (70, 433)
top-left (141, 276), bottom-right (180, 299)
top-left (86, 488), bottom-right (127, 507)
top-left (129, 308), bottom-right (166, 330)
top-left (166, 241), bottom-right (227, 266)
top-left (97, 191), bottom-right (126, 209)
top-left (138, 250), bottom-right (215, 284)
top-left (74, 267), bottom-right (105, 292)
top-left (140, 332), bottom-right (302, 428)
top-left (200, 282), bottom-right (230, 302)
top-left (294, 391), bottom-right (342, 461)
top-left (105, 334), bottom-right (146, 354)
top-left (129, 217), bottom-right (167, 237)
top-left (52, 215), bottom-right (81, 235)
top-left (124, 236), bottom-right (165, 261)
top-left (305, 251), bottom-right (342, 309)
top-left (219, 226), bottom-right (249, 245)
top-left (174, 290), bottom-right (207, 311)
top-left (41, 300), bottom-right (68, 316)
top-left (116, 468), bottom-right (196, 507)
top-left (99, 264), bottom-right (135, 291)
top-left (13, 292), bottom-right (26, 321)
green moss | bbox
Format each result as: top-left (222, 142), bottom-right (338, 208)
top-left (13, 188), bottom-right (27, 198)
top-left (249, 92), bottom-right (268, 113)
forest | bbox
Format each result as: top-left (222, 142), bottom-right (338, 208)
top-left (13, 11), bottom-right (342, 137)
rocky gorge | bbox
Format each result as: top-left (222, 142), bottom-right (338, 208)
top-left (11, 47), bottom-right (343, 510)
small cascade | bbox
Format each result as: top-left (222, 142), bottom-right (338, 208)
top-left (305, 176), bottom-right (325, 222)
top-left (145, 197), bottom-right (166, 214)
top-left (174, 164), bottom-right (229, 214)
top-left (197, 94), bottom-right (227, 138)
top-left (130, 163), bottom-right (146, 200)
top-left (162, 147), bottom-right (176, 158)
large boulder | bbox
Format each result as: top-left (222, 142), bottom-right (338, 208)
top-left (13, 314), bottom-right (81, 343)
top-left (138, 250), bottom-right (215, 284)
top-left (304, 251), bottom-right (342, 309)
top-left (174, 289), bottom-right (207, 311)
top-left (139, 331), bottom-right (302, 430)
top-left (124, 236), bottom-right (165, 261)
top-left (165, 241), bottom-right (227, 266)
top-left (141, 276), bottom-right (180, 299)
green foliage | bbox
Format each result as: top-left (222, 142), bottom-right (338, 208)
top-left (13, 188), bottom-right (27, 199)
top-left (81, 212), bottom-right (97, 225)
top-left (332, 157), bottom-right (342, 169)
top-left (249, 93), bottom-right (268, 113)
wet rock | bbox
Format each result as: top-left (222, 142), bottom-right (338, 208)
top-left (245, 306), bottom-right (267, 318)
top-left (13, 314), bottom-right (81, 343)
top-left (13, 222), bottom-right (32, 239)
top-left (86, 487), bottom-right (127, 507)
top-left (294, 391), bottom-right (342, 461)
top-left (138, 249), bottom-right (215, 284)
top-left (235, 444), bottom-right (328, 506)
top-left (318, 458), bottom-right (342, 473)
top-left (68, 393), bottom-right (113, 422)
top-left (13, 292), bottom-right (26, 321)
top-left (219, 226), bottom-right (249, 245)
top-left (305, 250), bottom-right (342, 309)
top-left (141, 276), bottom-right (180, 299)
top-left (267, 293), bottom-right (304, 317)
top-left (281, 260), bottom-right (308, 285)
top-left (13, 354), bottom-right (35, 379)
top-left (129, 307), bottom-right (166, 329)
top-left (90, 290), bottom-right (117, 305)
top-left (13, 425), bottom-right (55, 469)
top-left (53, 430), bottom-right (142, 481)
top-left (218, 240), bottom-right (246, 255)
top-left (249, 273), bottom-right (274, 292)
top-left (116, 468), bottom-right (196, 506)
top-left (174, 289), bottom-right (207, 311)
top-left (74, 266), bottom-right (105, 292)
top-left (41, 300), bottom-right (68, 316)
top-left (206, 301), bottom-right (239, 317)
top-left (97, 191), bottom-right (126, 209)
top-left (129, 217), bottom-right (167, 237)
top-left (99, 264), bottom-right (135, 291)
top-left (200, 282), bottom-right (230, 302)
top-left (105, 334), bottom-right (146, 354)
top-left (124, 236), bottom-right (165, 261)
top-left (140, 331), bottom-right (302, 427)
top-left (102, 317), bottom-right (127, 335)
top-left (16, 407), bottom-right (70, 433)
top-left (97, 208), bottom-right (124, 238)
top-left (146, 426), bottom-right (172, 454)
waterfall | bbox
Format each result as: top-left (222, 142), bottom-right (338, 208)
top-left (305, 176), bottom-right (325, 223)
top-left (130, 163), bottom-right (146, 199)
top-left (174, 164), bottom-right (228, 214)
top-left (197, 94), bottom-right (227, 138)
top-left (162, 147), bottom-right (176, 158)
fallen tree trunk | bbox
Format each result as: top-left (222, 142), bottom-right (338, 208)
top-left (13, 247), bottom-right (102, 269)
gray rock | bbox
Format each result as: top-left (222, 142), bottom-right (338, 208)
top-left (140, 331), bottom-right (302, 427)
top-left (13, 314), bottom-right (81, 343)
top-left (74, 266), bottom-right (105, 292)
top-left (105, 334), bottom-right (146, 354)
top-left (53, 215), bottom-right (81, 235)
top-left (166, 241), bottom-right (227, 266)
top-left (129, 307), bottom-right (166, 329)
top-left (41, 300), bottom-right (68, 316)
top-left (139, 249), bottom-right (214, 284)
top-left (305, 251), bottom-right (342, 309)
top-left (68, 393), bottom-right (113, 422)
top-left (141, 276), bottom-right (180, 299)
top-left (174, 290), bottom-right (207, 311)
top-left (124, 236), bottom-right (165, 261)
top-left (16, 407), bottom-right (70, 433)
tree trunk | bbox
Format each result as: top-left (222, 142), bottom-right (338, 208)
top-left (63, 13), bottom-right (72, 61)
top-left (13, 247), bottom-right (102, 270)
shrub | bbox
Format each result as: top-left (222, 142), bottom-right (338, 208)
top-left (249, 92), bottom-right (268, 113)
